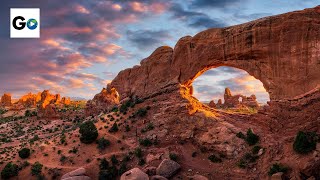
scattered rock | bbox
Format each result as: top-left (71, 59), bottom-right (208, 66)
top-left (150, 175), bottom-right (168, 180)
top-left (188, 175), bottom-right (209, 180)
top-left (61, 167), bottom-right (88, 180)
top-left (120, 168), bottom-right (149, 180)
top-left (271, 172), bottom-right (284, 180)
top-left (156, 159), bottom-right (181, 178)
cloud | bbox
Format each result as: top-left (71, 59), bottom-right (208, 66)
top-left (169, 3), bottom-right (227, 28)
top-left (191, 0), bottom-right (245, 9)
top-left (127, 29), bottom-right (171, 49)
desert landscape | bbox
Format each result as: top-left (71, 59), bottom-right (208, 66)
top-left (1, 5), bottom-right (320, 180)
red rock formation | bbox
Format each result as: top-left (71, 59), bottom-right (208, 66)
top-left (61, 97), bottom-right (71, 105)
top-left (85, 87), bottom-right (120, 116)
top-left (17, 92), bottom-right (41, 107)
top-left (37, 104), bottom-right (59, 119)
top-left (223, 88), bottom-right (241, 108)
top-left (208, 100), bottom-right (216, 108)
top-left (1, 93), bottom-right (12, 107)
top-left (102, 6), bottom-right (320, 104)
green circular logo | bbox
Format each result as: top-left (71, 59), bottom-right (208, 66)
top-left (27, 19), bottom-right (38, 30)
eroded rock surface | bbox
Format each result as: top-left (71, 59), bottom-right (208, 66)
top-left (0, 93), bottom-right (12, 107)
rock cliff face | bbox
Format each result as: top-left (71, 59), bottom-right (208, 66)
top-left (104, 6), bottom-right (320, 104)
top-left (85, 88), bottom-right (120, 116)
top-left (0, 93), bottom-right (12, 107)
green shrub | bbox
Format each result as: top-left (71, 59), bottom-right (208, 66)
top-left (118, 163), bottom-right (127, 176)
top-left (293, 131), bottom-right (317, 154)
top-left (99, 158), bottom-right (109, 170)
top-left (125, 125), bottom-right (130, 132)
top-left (252, 146), bottom-right (262, 155)
top-left (236, 132), bottom-right (245, 139)
top-left (109, 123), bottom-right (119, 133)
top-left (208, 154), bottom-right (222, 163)
top-left (134, 147), bottom-right (142, 158)
top-left (97, 137), bottom-right (111, 150)
top-left (31, 162), bottom-right (43, 176)
top-left (79, 121), bottom-right (98, 144)
top-left (245, 129), bottom-right (259, 146)
top-left (169, 153), bottom-right (178, 161)
top-left (268, 163), bottom-right (288, 176)
top-left (1, 162), bottom-right (19, 179)
top-left (18, 148), bottom-right (31, 159)
top-left (138, 158), bottom-right (145, 166)
top-left (111, 155), bottom-right (118, 165)
top-left (237, 153), bottom-right (258, 169)
top-left (139, 138), bottom-right (153, 147)
top-left (135, 108), bottom-right (147, 117)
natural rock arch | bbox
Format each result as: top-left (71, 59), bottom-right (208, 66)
top-left (107, 6), bottom-right (320, 102)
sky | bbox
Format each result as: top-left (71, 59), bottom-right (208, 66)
top-left (0, 0), bottom-right (319, 100)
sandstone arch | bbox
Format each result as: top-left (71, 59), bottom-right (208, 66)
top-left (108, 6), bottom-right (320, 102)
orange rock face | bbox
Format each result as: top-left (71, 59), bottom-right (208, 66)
top-left (85, 88), bottom-right (120, 116)
top-left (17, 92), bottom-right (41, 107)
top-left (104, 6), bottom-right (320, 103)
top-left (1, 93), bottom-right (12, 107)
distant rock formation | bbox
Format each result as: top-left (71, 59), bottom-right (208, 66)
top-left (85, 87), bottom-right (120, 116)
top-left (17, 92), bottom-right (41, 107)
top-left (0, 93), bottom-right (12, 107)
top-left (208, 100), bottom-right (216, 108)
top-left (209, 88), bottom-right (259, 109)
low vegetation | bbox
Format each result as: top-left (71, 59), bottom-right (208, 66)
top-left (1, 162), bottom-right (19, 179)
top-left (293, 131), bottom-right (318, 154)
top-left (31, 162), bottom-right (43, 176)
top-left (236, 129), bottom-right (259, 146)
top-left (79, 121), bottom-right (98, 144)
top-left (18, 148), bottom-right (30, 159)
top-left (268, 163), bottom-right (288, 176)
top-left (97, 137), bottom-right (111, 150)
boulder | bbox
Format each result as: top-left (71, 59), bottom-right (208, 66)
top-left (271, 172), bottom-right (284, 180)
top-left (188, 175), bottom-right (209, 180)
top-left (120, 168), bottom-right (149, 180)
top-left (150, 175), bottom-right (168, 180)
top-left (61, 167), bottom-right (87, 179)
top-left (156, 159), bottom-right (181, 178)
top-left (62, 177), bottom-right (91, 180)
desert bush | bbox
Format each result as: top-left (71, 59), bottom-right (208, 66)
top-left (208, 154), bottom-right (222, 163)
top-left (134, 147), bottom-right (142, 158)
top-left (111, 155), bottom-right (118, 165)
top-left (18, 148), bottom-right (30, 159)
top-left (139, 138), bottom-right (153, 147)
top-left (31, 162), bottom-right (43, 176)
top-left (99, 158), bottom-right (109, 170)
top-left (79, 121), bottom-right (98, 144)
top-left (268, 163), bottom-right (288, 176)
top-left (293, 131), bottom-right (317, 154)
top-left (1, 162), bottom-right (19, 179)
top-left (236, 132), bottom-right (245, 139)
top-left (251, 145), bottom-right (262, 155)
top-left (97, 137), bottom-right (110, 150)
top-left (245, 129), bottom-right (259, 146)
top-left (135, 108), bottom-right (147, 117)
top-left (138, 158), bottom-right (145, 166)
top-left (169, 153), bottom-right (178, 161)
top-left (109, 123), bottom-right (119, 133)
top-left (237, 153), bottom-right (258, 169)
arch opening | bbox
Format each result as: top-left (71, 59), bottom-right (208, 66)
top-left (190, 66), bottom-right (270, 114)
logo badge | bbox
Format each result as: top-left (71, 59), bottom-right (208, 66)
top-left (10, 8), bottom-right (40, 38)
